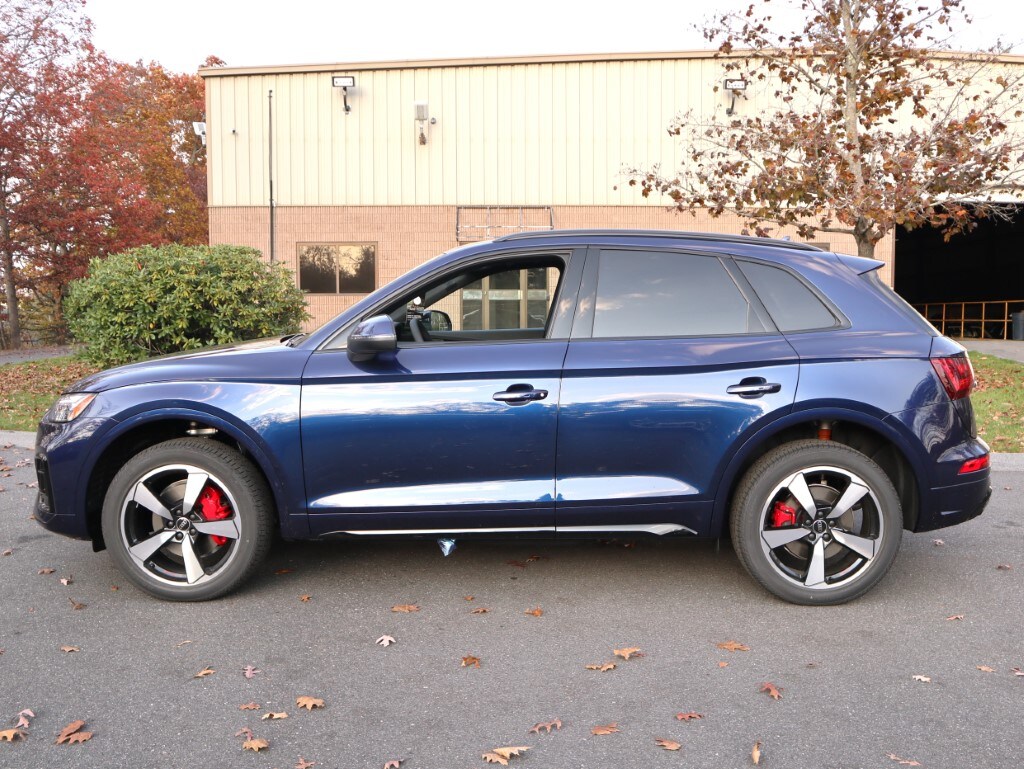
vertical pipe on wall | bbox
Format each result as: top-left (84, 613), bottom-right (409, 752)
top-left (268, 89), bottom-right (276, 263)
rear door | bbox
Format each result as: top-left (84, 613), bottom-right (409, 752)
top-left (554, 246), bottom-right (800, 536)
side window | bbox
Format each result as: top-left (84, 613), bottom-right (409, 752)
top-left (591, 249), bottom-right (765, 338)
top-left (738, 261), bottom-right (839, 332)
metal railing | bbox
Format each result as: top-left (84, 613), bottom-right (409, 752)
top-left (913, 299), bottom-right (1024, 340)
top-left (455, 206), bottom-right (555, 242)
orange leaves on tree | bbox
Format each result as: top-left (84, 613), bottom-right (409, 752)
top-left (655, 737), bottom-right (681, 751)
top-left (591, 723), bottom-right (620, 735)
top-left (462, 655), bottom-right (482, 668)
top-left (717, 640), bottom-right (750, 652)
top-left (391, 604), bottom-right (420, 613)
top-left (481, 746), bottom-right (529, 765)
top-left (760, 682), bottom-right (783, 700)
top-left (528, 719), bottom-right (562, 734)
top-left (296, 696), bottom-right (325, 711)
top-left (55, 720), bottom-right (92, 745)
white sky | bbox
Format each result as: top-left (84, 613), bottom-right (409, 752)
top-left (88, 0), bottom-right (1023, 73)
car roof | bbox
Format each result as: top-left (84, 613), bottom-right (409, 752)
top-left (493, 229), bottom-right (825, 253)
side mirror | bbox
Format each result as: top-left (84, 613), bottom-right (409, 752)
top-left (347, 315), bottom-right (397, 362)
top-left (421, 309), bottom-right (453, 332)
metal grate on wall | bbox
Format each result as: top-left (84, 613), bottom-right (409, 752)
top-left (456, 206), bottom-right (555, 242)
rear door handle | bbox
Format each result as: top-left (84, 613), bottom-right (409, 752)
top-left (493, 384), bottom-right (548, 404)
top-left (727, 377), bottom-right (782, 399)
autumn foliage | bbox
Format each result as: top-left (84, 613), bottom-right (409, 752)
top-left (630, 0), bottom-right (1024, 259)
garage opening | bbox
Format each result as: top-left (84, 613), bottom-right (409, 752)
top-left (894, 206), bottom-right (1024, 339)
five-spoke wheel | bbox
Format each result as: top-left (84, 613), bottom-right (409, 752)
top-left (731, 440), bottom-right (901, 605)
top-left (102, 439), bottom-right (273, 601)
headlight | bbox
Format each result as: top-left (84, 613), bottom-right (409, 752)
top-left (48, 393), bottom-right (96, 423)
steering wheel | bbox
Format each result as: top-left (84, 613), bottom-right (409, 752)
top-left (409, 316), bottom-right (432, 343)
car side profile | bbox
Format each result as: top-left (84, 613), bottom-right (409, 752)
top-left (34, 230), bottom-right (991, 604)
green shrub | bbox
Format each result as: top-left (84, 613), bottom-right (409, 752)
top-left (65, 244), bottom-right (308, 367)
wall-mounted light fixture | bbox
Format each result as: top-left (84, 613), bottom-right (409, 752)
top-left (415, 102), bottom-right (429, 145)
top-left (724, 78), bottom-right (747, 116)
top-left (192, 121), bottom-right (207, 147)
top-left (332, 75), bottom-right (355, 113)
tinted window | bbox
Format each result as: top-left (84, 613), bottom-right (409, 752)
top-left (739, 261), bottom-right (838, 332)
top-left (592, 250), bottom-right (763, 338)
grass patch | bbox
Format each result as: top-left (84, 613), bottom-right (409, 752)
top-left (0, 356), bottom-right (99, 432)
top-left (970, 353), bottom-right (1024, 453)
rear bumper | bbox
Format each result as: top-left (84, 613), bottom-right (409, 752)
top-left (915, 473), bottom-right (992, 532)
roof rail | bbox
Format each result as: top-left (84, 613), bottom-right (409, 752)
top-left (494, 228), bottom-right (824, 252)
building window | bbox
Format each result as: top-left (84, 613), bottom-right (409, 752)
top-left (297, 243), bottom-right (376, 293)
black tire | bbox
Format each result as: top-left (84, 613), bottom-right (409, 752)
top-left (101, 438), bottom-right (274, 601)
top-left (730, 440), bottom-right (902, 605)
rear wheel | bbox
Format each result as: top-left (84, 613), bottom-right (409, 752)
top-left (731, 440), bottom-right (902, 605)
top-left (101, 438), bottom-right (274, 601)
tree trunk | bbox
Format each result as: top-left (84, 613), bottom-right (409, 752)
top-left (856, 237), bottom-right (876, 260)
top-left (1, 248), bottom-right (21, 350)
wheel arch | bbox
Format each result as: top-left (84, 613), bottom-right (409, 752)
top-left (710, 407), bottom-right (926, 537)
top-left (81, 407), bottom-right (297, 550)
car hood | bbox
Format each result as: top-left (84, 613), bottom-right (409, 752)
top-left (69, 338), bottom-right (313, 393)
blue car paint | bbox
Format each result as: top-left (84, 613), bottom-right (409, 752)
top-left (33, 230), bottom-right (991, 553)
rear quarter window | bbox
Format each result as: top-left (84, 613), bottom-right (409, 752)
top-left (738, 260), bottom-right (839, 332)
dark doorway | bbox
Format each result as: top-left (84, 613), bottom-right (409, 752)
top-left (895, 207), bottom-right (1024, 338)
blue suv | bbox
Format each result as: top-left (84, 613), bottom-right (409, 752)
top-left (34, 230), bottom-right (991, 604)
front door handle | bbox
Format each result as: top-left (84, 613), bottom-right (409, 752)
top-left (493, 384), bottom-right (549, 404)
top-left (727, 377), bottom-right (782, 399)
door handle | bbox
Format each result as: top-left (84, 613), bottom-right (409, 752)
top-left (727, 378), bottom-right (782, 399)
top-left (493, 385), bottom-right (548, 404)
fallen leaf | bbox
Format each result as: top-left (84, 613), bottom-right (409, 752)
top-left (376, 635), bottom-right (396, 647)
top-left (614, 646), bottom-right (642, 660)
top-left (261, 712), bottom-right (288, 720)
top-left (675, 712), bottom-right (703, 721)
top-left (717, 640), bottom-right (750, 652)
top-left (996, 564), bottom-right (1013, 570)
top-left (1, 549), bottom-right (11, 557)
top-left (482, 746), bottom-right (530, 765)
top-left (806, 662), bottom-right (819, 668)
top-left (655, 737), bottom-right (681, 751)
top-left (591, 723), bottom-right (619, 735)
top-left (60, 645), bottom-right (80, 653)
top-left (175, 640), bottom-right (193, 647)
top-left (38, 567), bottom-right (55, 574)
top-left (391, 604), bottom-right (420, 613)
top-left (912, 674), bottom-right (932, 683)
top-left (67, 597), bottom-right (85, 610)
top-left (274, 568), bottom-right (293, 575)
top-left (527, 554), bottom-right (545, 562)
top-left (1012, 667), bottom-right (1024, 677)
top-left (524, 607), bottom-right (543, 617)
top-left (0, 729), bottom-right (26, 742)
top-left (235, 727), bottom-right (254, 739)
top-left (243, 738), bottom-right (269, 752)
top-left (718, 661), bottom-right (729, 668)
top-left (886, 753), bottom-right (922, 766)
top-left (760, 682), bottom-right (783, 700)
top-left (461, 655), bottom-right (481, 668)
top-left (932, 539), bottom-right (945, 546)
top-left (239, 702), bottom-right (261, 710)
top-left (383, 760), bottom-right (402, 769)
top-left (464, 595), bottom-right (475, 601)
top-left (296, 696), bottom-right (325, 711)
top-left (193, 667), bottom-right (215, 678)
top-left (243, 665), bottom-right (261, 679)
top-left (60, 576), bottom-right (73, 586)
top-left (64, 732), bottom-right (93, 744)
top-left (299, 595), bottom-right (312, 602)
top-left (15, 710), bottom-right (34, 729)
top-left (752, 741), bottom-right (762, 765)
top-left (585, 662), bottom-right (616, 672)
top-left (470, 607), bottom-right (490, 614)
top-left (528, 718), bottom-right (562, 734)
top-left (55, 720), bottom-right (87, 744)
top-left (296, 757), bottom-right (316, 769)
top-left (945, 614), bottom-right (964, 621)
top-left (110, 585), bottom-right (119, 591)
top-left (976, 665), bottom-right (996, 673)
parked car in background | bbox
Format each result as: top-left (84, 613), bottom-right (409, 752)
top-left (34, 230), bottom-right (991, 604)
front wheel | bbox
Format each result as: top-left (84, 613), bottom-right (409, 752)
top-left (730, 440), bottom-right (902, 605)
top-left (101, 438), bottom-right (274, 601)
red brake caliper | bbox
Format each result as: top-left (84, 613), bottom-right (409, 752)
top-left (770, 501), bottom-right (798, 528)
top-left (197, 485), bottom-right (232, 546)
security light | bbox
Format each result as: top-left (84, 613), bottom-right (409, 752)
top-left (332, 76), bottom-right (355, 113)
top-left (723, 78), bottom-right (748, 116)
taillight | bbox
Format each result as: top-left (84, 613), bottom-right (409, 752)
top-left (931, 355), bottom-right (974, 400)
top-left (958, 455), bottom-right (989, 474)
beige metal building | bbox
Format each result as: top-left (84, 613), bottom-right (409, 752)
top-left (200, 52), bottom-right (882, 330)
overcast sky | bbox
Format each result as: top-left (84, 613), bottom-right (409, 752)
top-left (87, 0), bottom-right (1023, 73)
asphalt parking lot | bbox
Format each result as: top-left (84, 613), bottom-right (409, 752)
top-left (1, 441), bottom-right (1021, 769)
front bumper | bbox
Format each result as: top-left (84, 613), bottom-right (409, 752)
top-left (33, 417), bottom-right (108, 541)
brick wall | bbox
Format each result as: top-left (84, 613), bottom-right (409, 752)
top-left (210, 205), bottom-right (894, 330)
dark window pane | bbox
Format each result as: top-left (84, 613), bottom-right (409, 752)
top-left (297, 243), bottom-right (376, 294)
top-left (593, 250), bottom-right (758, 338)
top-left (489, 269), bottom-right (521, 290)
top-left (739, 261), bottom-right (837, 332)
top-left (338, 245), bottom-right (376, 293)
top-left (298, 249), bottom-right (336, 293)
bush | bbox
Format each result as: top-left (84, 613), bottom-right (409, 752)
top-left (66, 244), bottom-right (308, 367)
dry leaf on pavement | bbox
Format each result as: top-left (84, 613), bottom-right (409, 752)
top-left (15, 710), bottom-right (34, 729)
top-left (67, 597), bottom-right (85, 610)
top-left (461, 655), bottom-right (481, 668)
top-left (912, 675), bottom-right (932, 683)
top-left (482, 746), bottom-right (529, 765)
top-left (976, 665), bottom-right (995, 673)
top-left (585, 662), bottom-right (616, 672)
top-left (383, 760), bottom-right (402, 769)
top-left (0, 729), bottom-right (26, 742)
top-left (243, 665), bottom-right (261, 679)
top-left (193, 667), bottom-right (215, 678)
top-left (299, 595), bottom-right (312, 602)
top-left (886, 753), bottom-right (922, 766)
top-left (676, 712), bottom-right (703, 721)
top-left (55, 720), bottom-right (90, 745)
top-left (243, 738), bottom-right (270, 752)
top-left (261, 712), bottom-right (288, 720)
top-left (391, 604), bottom-right (420, 613)
top-left (524, 607), bottom-right (543, 617)
top-left (614, 646), bottom-right (642, 660)
top-left (38, 567), bottom-right (55, 574)
top-left (655, 737), bottom-right (681, 751)
top-left (296, 757), bottom-right (316, 769)
top-left (752, 741), bottom-right (762, 765)
top-left (591, 723), bottom-right (620, 735)
top-left (528, 718), bottom-right (562, 734)
top-left (470, 607), bottom-right (490, 614)
top-left (60, 576), bottom-right (73, 586)
top-left (239, 702), bottom-right (261, 710)
top-left (760, 682), bottom-right (783, 700)
top-left (296, 696), bottom-right (325, 710)
top-left (717, 640), bottom-right (750, 652)
top-left (376, 635), bottom-right (396, 647)
top-left (945, 614), bottom-right (964, 621)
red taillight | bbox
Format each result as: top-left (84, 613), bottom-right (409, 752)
top-left (931, 355), bottom-right (974, 400)
top-left (959, 455), bottom-right (989, 474)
